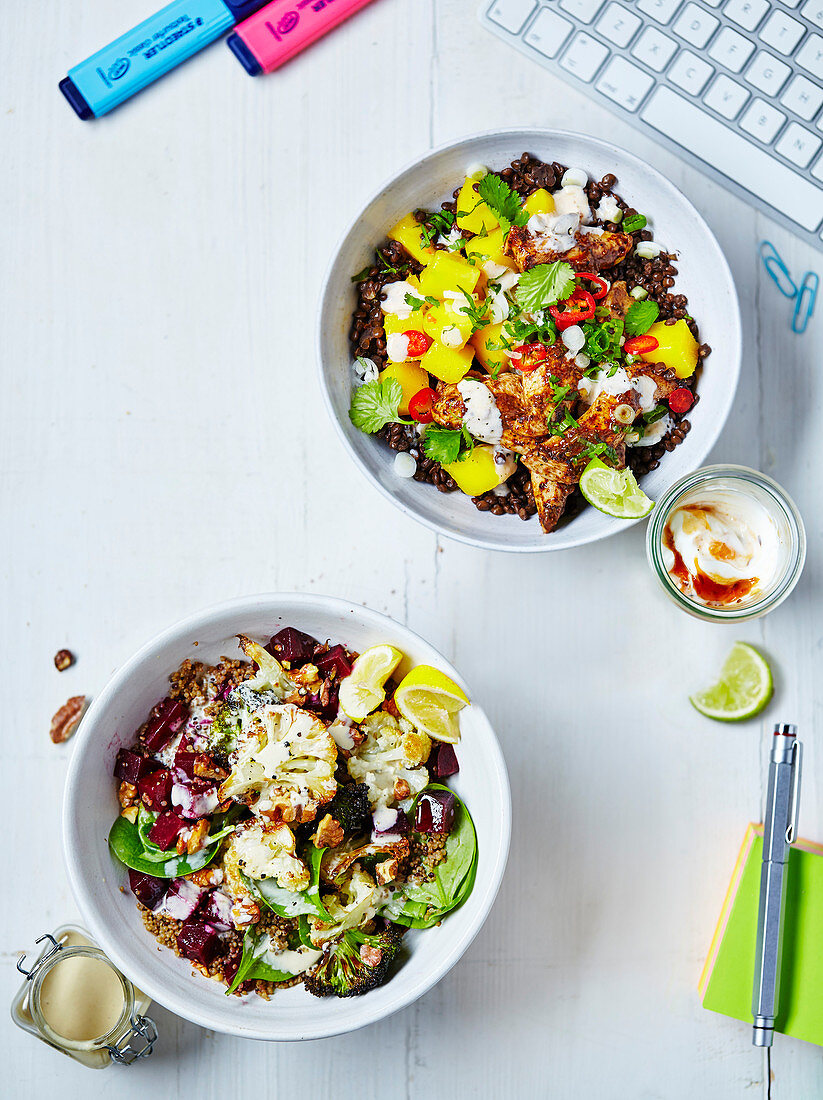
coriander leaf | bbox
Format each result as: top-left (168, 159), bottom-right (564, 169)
top-left (417, 208), bottom-right (456, 248)
top-left (422, 426), bottom-right (464, 465)
top-left (349, 378), bottom-right (404, 434)
top-left (476, 174), bottom-right (528, 230)
top-left (516, 261), bottom-right (576, 313)
top-left (623, 213), bottom-right (647, 234)
top-left (624, 299), bottom-right (659, 337)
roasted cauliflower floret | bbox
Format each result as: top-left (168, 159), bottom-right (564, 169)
top-left (308, 868), bottom-right (385, 947)
top-left (223, 821), bottom-right (310, 893)
top-left (219, 702), bottom-right (337, 824)
top-left (347, 712), bottom-right (430, 812)
top-left (238, 634), bottom-right (297, 698)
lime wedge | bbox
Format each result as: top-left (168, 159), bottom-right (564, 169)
top-left (394, 665), bottom-right (470, 744)
top-left (579, 457), bottom-right (654, 519)
top-left (689, 642), bottom-right (774, 722)
top-left (339, 644), bottom-right (403, 722)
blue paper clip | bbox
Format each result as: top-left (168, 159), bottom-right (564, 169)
top-left (759, 241), bottom-right (798, 298)
top-left (792, 271), bottom-right (818, 334)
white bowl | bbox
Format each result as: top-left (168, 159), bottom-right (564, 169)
top-left (317, 128), bottom-right (741, 552)
top-left (62, 594), bottom-right (511, 1041)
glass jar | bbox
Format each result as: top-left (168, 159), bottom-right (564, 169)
top-left (646, 465), bottom-right (806, 623)
top-left (12, 926), bottom-right (156, 1069)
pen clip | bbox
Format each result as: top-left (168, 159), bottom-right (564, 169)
top-left (786, 740), bottom-right (802, 845)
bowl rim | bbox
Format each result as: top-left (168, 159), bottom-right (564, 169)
top-left (62, 592), bottom-right (512, 1040)
top-left (316, 126), bottom-right (742, 554)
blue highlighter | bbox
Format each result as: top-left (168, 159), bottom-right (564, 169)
top-left (60, 0), bottom-right (268, 119)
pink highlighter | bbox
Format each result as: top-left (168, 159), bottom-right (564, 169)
top-left (227, 0), bottom-right (376, 75)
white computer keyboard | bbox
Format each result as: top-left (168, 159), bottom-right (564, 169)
top-left (480, 0), bottom-right (823, 251)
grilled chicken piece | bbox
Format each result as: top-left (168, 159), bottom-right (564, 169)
top-left (521, 389), bottom-right (639, 532)
top-left (519, 344), bottom-right (584, 426)
top-left (506, 227), bottom-right (633, 273)
top-left (602, 280), bottom-right (634, 320)
top-left (625, 360), bottom-right (679, 402)
top-left (432, 373), bottom-right (549, 451)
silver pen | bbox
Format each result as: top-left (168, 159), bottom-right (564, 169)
top-left (752, 723), bottom-right (803, 1047)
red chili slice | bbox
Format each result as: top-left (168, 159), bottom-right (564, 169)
top-left (668, 387), bottom-right (694, 415)
top-left (512, 343), bottom-right (549, 370)
top-left (404, 330), bottom-right (433, 358)
top-left (623, 334), bottom-right (659, 355)
top-left (409, 386), bottom-right (436, 423)
top-left (549, 288), bottom-right (596, 330)
top-left (575, 271), bottom-right (609, 299)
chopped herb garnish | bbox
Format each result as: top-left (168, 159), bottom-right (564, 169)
top-left (458, 290), bottom-right (492, 334)
top-left (422, 425), bottom-right (473, 465)
top-left (476, 174), bottom-right (528, 232)
top-left (404, 292), bottom-right (439, 311)
top-left (581, 317), bottom-right (624, 362)
top-left (643, 404), bottom-right (668, 424)
top-left (349, 378), bottom-right (409, 434)
top-left (516, 261), bottom-right (576, 313)
top-left (623, 213), bottom-right (647, 234)
top-left (579, 440), bottom-right (618, 465)
top-left (624, 299), bottom-right (659, 336)
top-left (417, 208), bottom-right (456, 248)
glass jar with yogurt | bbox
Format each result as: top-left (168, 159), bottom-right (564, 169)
top-left (646, 465), bottom-right (805, 622)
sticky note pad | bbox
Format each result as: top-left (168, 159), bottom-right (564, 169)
top-left (699, 824), bottom-right (823, 1047)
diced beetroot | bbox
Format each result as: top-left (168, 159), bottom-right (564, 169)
top-left (315, 644), bottom-right (353, 679)
top-left (430, 742), bottom-right (459, 779)
top-left (199, 889), bottom-right (233, 931)
top-left (371, 806), bottom-right (410, 840)
top-left (159, 878), bottom-right (204, 921)
top-left (176, 920), bottom-right (220, 966)
top-left (143, 697), bottom-right (189, 753)
top-left (223, 951), bottom-right (241, 987)
top-left (415, 790), bottom-right (456, 835)
top-left (128, 870), bottom-right (168, 910)
top-left (137, 767), bottom-right (173, 812)
top-left (174, 751), bottom-right (197, 780)
top-left (266, 626), bottom-right (318, 666)
top-left (148, 811), bottom-right (188, 851)
top-left (114, 748), bottom-right (155, 785)
top-left (171, 778), bottom-right (219, 821)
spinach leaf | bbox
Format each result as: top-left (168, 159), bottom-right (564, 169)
top-left (108, 806), bottom-right (241, 879)
top-left (243, 844), bottom-right (332, 922)
top-left (384, 786), bottom-right (478, 930)
top-left (226, 928), bottom-right (293, 995)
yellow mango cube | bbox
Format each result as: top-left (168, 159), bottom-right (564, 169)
top-left (522, 189), bottom-right (555, 217)
top-left (455, 179), bottom-right (500, 235)
top-left (419, 251), bottom-right (482, 299)
top-left (420, 341), bottom-right (474, 384)
top-left (387, 213), bottom-right (436, 266)
top-left (470, 321), bottom-right (510, 374)
top-left (422, 301), bottom-right (473, 349)
top-left (443, 445), bottom-right (507, 496)
top-left (379, 363), bottom-right (430, 415)
top-left (465, 227), bottom-right (513, 269)
top-left (640, 319), bottom-right (699, 379)
top-left (383, 309), bottom-right (427, 335)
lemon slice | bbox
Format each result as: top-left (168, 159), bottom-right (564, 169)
top-left (338, 644), bottom-right (403, 722)
top-left (579, 457), bottom-right (654, 519)
top-left (689, 642), bottom-right (773, 722)
top-left (394, 665), bottom-right (470, 744)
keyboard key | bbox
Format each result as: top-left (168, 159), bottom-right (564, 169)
top-left (669, 49), bottom-right (714, 92)
top-left (781, 75), bottom-right (823, 119)
top-left (811, 153), bottom-right (823, 182)
top-left (596, 55), bottom-right (655, 108)
top-left (801, 0), bottom-right (823, 29)
top-left (673, 2), bottom-right (719, 45)
top-left (709, 26), bottom-right (755, 70)
top-left (724, 0), bottom-right (769, 30)
top-left (525, 8), bottom-right (575, 56)
top-left (487, 0), bottom-right (537, 32)
top-left (641, 86), bottom-right (823, 230)
top-left (796, 34), bottom-right (823, 78)
top-left (560, 0), bottom-right (607, 23)
top-left (560, 31), bottom-right (610, 79)
top-left (740, 97), bottom-right (787, 141)
top-left (637, 0), bottom-right (683, 24)
top-left (775, 121), bottom-right (822, 165)
top-left (631, 26), bottom-right (678, 69)
top-left (596, 2), bottom-right (642, 45)
top-left (703, 73), bottom-right (749, 117)
top-left (745, 50), bottom-right (791, 94)
top-left (702, 0), bottom-right (723, 7)
top-left (779, 0), bottom-right (802, 8)
top-left (758, 11), bottom-right (805, 54)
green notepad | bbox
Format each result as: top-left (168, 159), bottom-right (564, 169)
top-left (699, 824), bottom-right (823, 1047)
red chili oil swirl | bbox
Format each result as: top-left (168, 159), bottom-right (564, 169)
top-left (663, 513), bottom-right (758, 607)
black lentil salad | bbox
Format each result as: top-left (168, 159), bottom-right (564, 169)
top-left (108, 627), bottom-right (476, 1000)
top-left (349, 153), bottom-right (710, 533)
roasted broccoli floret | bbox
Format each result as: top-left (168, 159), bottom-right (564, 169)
top-left (303, 926), bottom-right (404, 998)
top-left (326, 782), bottom-right (372, 835)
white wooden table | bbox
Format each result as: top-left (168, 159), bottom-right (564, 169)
top-left (2, 1), bottom-right (821, 1095)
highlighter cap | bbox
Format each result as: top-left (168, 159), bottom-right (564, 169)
top-left (223, 0), bottom-right (269, 18)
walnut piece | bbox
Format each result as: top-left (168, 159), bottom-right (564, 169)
top-left (375, 857), bottom-right (400, 885)
top-left (314, 814), bottom-right (345, 849)
top-left (186, 819), bottom-right (210, 855)
top-left (120, 805), bottom-right (138, 824)
top-left (118, 781), bottom-right (137, 808)
top-left (193, 753), bottom-right (228, 781)
top-left (393, 778), bottom-right (411, 801)
top-left (188, 867), bottom-right (223, 887)
top-left (53, 649), bottom-right (75, 672)
top-left (50, 695), bottom-right (86, 743)
top-left (231, 897), bottom-right (260, 928)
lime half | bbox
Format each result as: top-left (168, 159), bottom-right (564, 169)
top-left (689, 642), bottom-right (774, 722)
top-left (579, 457), bottom-right (654, 519)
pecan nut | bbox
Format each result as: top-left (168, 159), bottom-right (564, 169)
top-left (50, 696), bottom-right (86, 743)
top-left (53, 649), bottom-right (75, 672)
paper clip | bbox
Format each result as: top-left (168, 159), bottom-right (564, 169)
top-left (759, 241), bottom-right (798, 298)
top-left (792, 271), bottom-right (819, 334)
